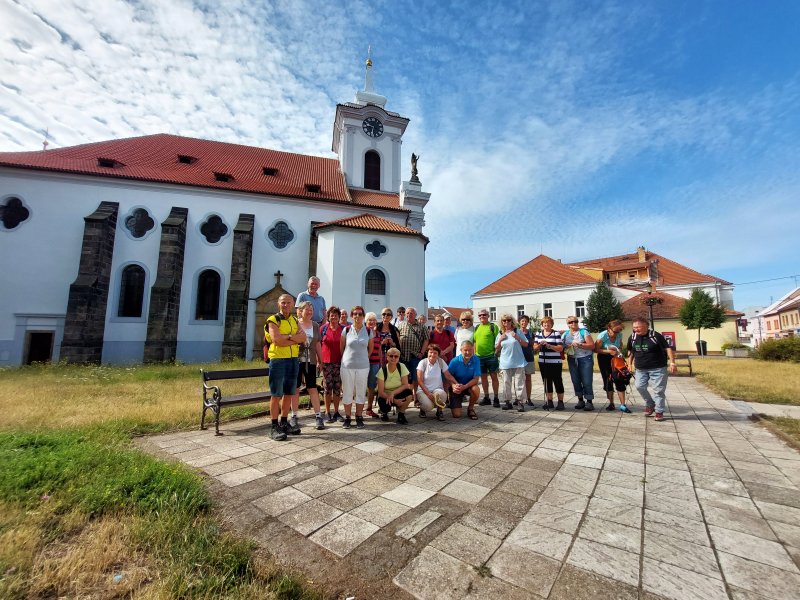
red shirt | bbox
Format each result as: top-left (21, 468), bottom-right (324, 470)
top-left (320, 323), bottom-right (344, 364)
top-left (429, 328), bottom-right (456, 363)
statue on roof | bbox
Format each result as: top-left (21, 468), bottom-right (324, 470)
top-left (410, 153), bottom-right (420, 183)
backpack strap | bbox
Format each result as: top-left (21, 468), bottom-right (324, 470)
top-left (382, 364), bottom-right (388, 381)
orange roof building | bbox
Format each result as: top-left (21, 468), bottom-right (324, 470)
top-left (0, 57), bottom-right (431, 366)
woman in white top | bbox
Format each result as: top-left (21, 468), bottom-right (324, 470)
top-left (494, 313), bottom-right (529, 412)
top-left (291, 301), bottom-right (324, 430)
top-left (339, 305), bottom-right (374, 429)
top-left (455, 310), bottom-right (475, 356)
top-left (416, 344), bottom-right (456, 421)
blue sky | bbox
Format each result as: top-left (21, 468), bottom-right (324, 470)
top-left (2, 0), bottom-right (799, 310)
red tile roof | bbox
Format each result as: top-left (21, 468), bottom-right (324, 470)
top-left (620, 291), bottom-right (743, 320)
top-left (568, 250), bottom-right (731, 286)
top-left (428, 306), bottom-right (471, 320)
top-left (474, 255), bottom-right (597, 296)
top-left (0, 133), bottom-right (404, 211)
top-left (313, 213), bottom-right (428, 242)
top-left (349, 189), bottom-right (402, 209)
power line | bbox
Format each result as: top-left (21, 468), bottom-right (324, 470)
top-left (734, 275), bottom-right (800, 286)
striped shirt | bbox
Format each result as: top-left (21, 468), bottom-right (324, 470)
top-left (535, 330), bottom-right (563, 364)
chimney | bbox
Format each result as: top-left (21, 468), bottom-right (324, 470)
top-left (637, 246), bottom-right (646, 262)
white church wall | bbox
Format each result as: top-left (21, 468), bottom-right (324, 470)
top-left (472, 284), bottom-right (597, 330)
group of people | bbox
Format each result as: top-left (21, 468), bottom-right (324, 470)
top-left (265, 277), bottom-right (677, 442)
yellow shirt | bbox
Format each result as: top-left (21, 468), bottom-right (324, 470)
top-left (265, 313), bottom-right (300, 360)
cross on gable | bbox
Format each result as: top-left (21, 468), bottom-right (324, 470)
top-left (274, 270), bottom-right (284, 285)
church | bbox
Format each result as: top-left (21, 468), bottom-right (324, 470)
top-left (0, 58), bottom-right (430, 366)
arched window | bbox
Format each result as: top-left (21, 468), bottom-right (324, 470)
top-left (118, 265), bottom-right (146, 317)
top-left (364, 151), bottom-right (381, 190)
top-left (196, 270), bottom-right (221, 320)
top-left (364, 269), bottom-right (386, 295)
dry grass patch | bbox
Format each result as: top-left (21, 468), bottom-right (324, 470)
top-left (692, 358), bottom-right (800, 406)
top-left (759, 415), bottom-right (800, 449)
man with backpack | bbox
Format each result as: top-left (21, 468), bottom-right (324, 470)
top-left (626, 317), bottom-right (678, 422)
top-left (266, 294), bottom-right (307, 441)
top-left (474, 309), bottom-right (501, 407)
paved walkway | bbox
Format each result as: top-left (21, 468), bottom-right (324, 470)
top-left (140, 375), bottom-right (800, 600)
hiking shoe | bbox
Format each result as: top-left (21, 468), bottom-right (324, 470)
top-left (654, 412), bottom-right (665, 422)
top-left (502, 401), bottom-right (513, 411)
top-left (493, 398), bottom-right (501, 408)
top-left (355, 416), bottom-right (365, 428)
top-left (334, 411), bottom-right (344, 422)
top-left (270, 424), bottom-right (287, 441)
top-left (543, 399), bottom-right (554, 410)
top-left (583, 401), bottom-right (594, 412)
top-left (315, 415), bottom-right (325, 430)
top-left (397, 412), bottom-right (408, 425)
top-left (380, 412), bottom-right (389, 422)
top-left (286, 418), bottom-right (301, 435)
top-left (289, 414), bottom-right (300, 430)
top-left (419, 409), bottom-right (427, 418)
top-left (575, 399), bottom-right (585, 410)
top-left (479, 396), bottom-right (491, 406)
top-left (619, 404), bottom-right (631, 414)
top-left (525, 400), bottom-right (535, 407)
top-left (605, 403), bottom-right (616, 411)
top-left (436, 408), bottom-right (445, 421)
top-left (556, 400), bottom-right (565, 411)
top-left (342, 417), bottom-right (352, 429)
top-left (326, 412), bottom-right (336, 423)
top-left (644, 406), bottom-right (655, 417)
top-left (517, 404), bottom-right (525, 413)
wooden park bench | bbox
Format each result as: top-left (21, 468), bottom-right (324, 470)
top-left (673, 353), bottom-right (693, 376)
top-left (201, 367), bottom-right (270, 435)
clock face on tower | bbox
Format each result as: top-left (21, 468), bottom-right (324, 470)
top-left (362, 117), bottom-right (384, 138)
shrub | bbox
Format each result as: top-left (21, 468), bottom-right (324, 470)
top-left (754, 337), bottom-right (800, 362)
top-left (721, 343), bottom-right (748, 351)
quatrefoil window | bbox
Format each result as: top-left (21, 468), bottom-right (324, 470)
top-left (200, 214), bottom-right (228, 244)
top-left (366, 239), bottom-right (387, 258)
top-left (124, 208), bottom-right (155, 239)
top-left (0, 197), bottom-right (30, 230)
top-left (268, 221), bottom-right (294, 249)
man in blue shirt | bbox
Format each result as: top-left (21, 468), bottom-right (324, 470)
top-left (448, 340), bottom-right (482, 420)
top-left (296, 276), bottom-right (327, 324)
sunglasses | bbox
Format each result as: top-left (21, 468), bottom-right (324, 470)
top-left (479, 314), bottom-right (489, 318)
top-left (382, 313), bottom-right (392, 317)
top-left (387, 354), bottom-right (400, 359)
top-left (567, 320), bottom-right (578, 324)
top-left (461, 318), bottom-right (472, 322)
top-left (501, 318), bottom-right (512, 322)
top-left (352, 312), bottom-right (364, 316)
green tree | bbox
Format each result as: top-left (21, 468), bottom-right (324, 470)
top-left (584, 282), bottom-right (624, 333)
top-left (679, 289), bottom-right (726, 350)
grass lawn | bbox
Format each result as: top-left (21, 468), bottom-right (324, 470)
top-left (0, 360), bottom-right (320, 600)
top-left (691, 358), bottom-right (800, 406)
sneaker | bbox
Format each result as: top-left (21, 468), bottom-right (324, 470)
top-left (493, 398), bottom-right (501, 408)
top-left (397, 412), bottom-right (408, 425)
top-left (575, 399), bottom-right (585, 410)
top-left (555, 400), bottom-right (565, 411)
top-left (270, 424), bottom-right (287, 441)
top-left (583, 401), bottom-right (594, 412)
top-left (525, 400), bottom-right (535, 407)
top-left (502, 401), bottom-right (513, 411)
top-left (605, 403), bottom-right (616, 411)
top-left (644, 406), bottom-right (655, 417)
top-left (334, 411), bottom-right (344, 422)
top-left (286, 417), bottom-right (301, 435)
top-left (543, 399), bottom-right (554, 410)
top-left (380, 412), bottom-right (389, 422)
top-left (436, 408), bottom-right (445, 421)
top-left (619, 404), bottom-right (631, 414)
top-left (419, 409), bottom-right (427, 418)
top-left (342, 417), bottom-right (352, 429)
top-left (355, 416), bottom-right (365, 428)
top-left (366, 409), bottom-right (377, 418)
top-left (479, 396), bottom-right (491, 406)
top-left (654, 412), bottom-right (665, 422)
top-left (517, 404), bottom-right (525, 413)
top-left (315, 415), bottom-right (325, 430)
top-left (326, 412), bottom-right (336, 424)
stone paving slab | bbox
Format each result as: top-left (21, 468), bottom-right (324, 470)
top-left (139, 374), bottom-right (800, 599)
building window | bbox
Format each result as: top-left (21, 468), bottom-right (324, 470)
top-left (124, 207), bottom-right (155, 239)
top-left (364, 150), bottom-right (381, 190)
top-left (627, 270), bottom-right (638, 279)
top-left (489, 307), bottom-right (497, 321)
top-left (517, 305), bottom-right (525, 318)
top-left (364, 269), bottom-right (386, 295)
top-left (118, 265), bottom-right (145, 317)
top-left (195, 270), bottom-right (221, 320)
top-left (200, 214), bottom-right (228, 244)
top-left (767, 321), bottom-right (771, 331)
top-left (0, 196), bottom-right (31, 230)
top-left (267, 220), bottom-right (295, 250)
top-left (543, 303), bottom-right (553, 318)
top-left (575, 301), bottom-right (586, 319)
top-left (365, 239), bottom-right (387, 258)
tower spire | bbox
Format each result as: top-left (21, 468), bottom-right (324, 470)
top-left (355, 48), bottom-right (387, 108)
